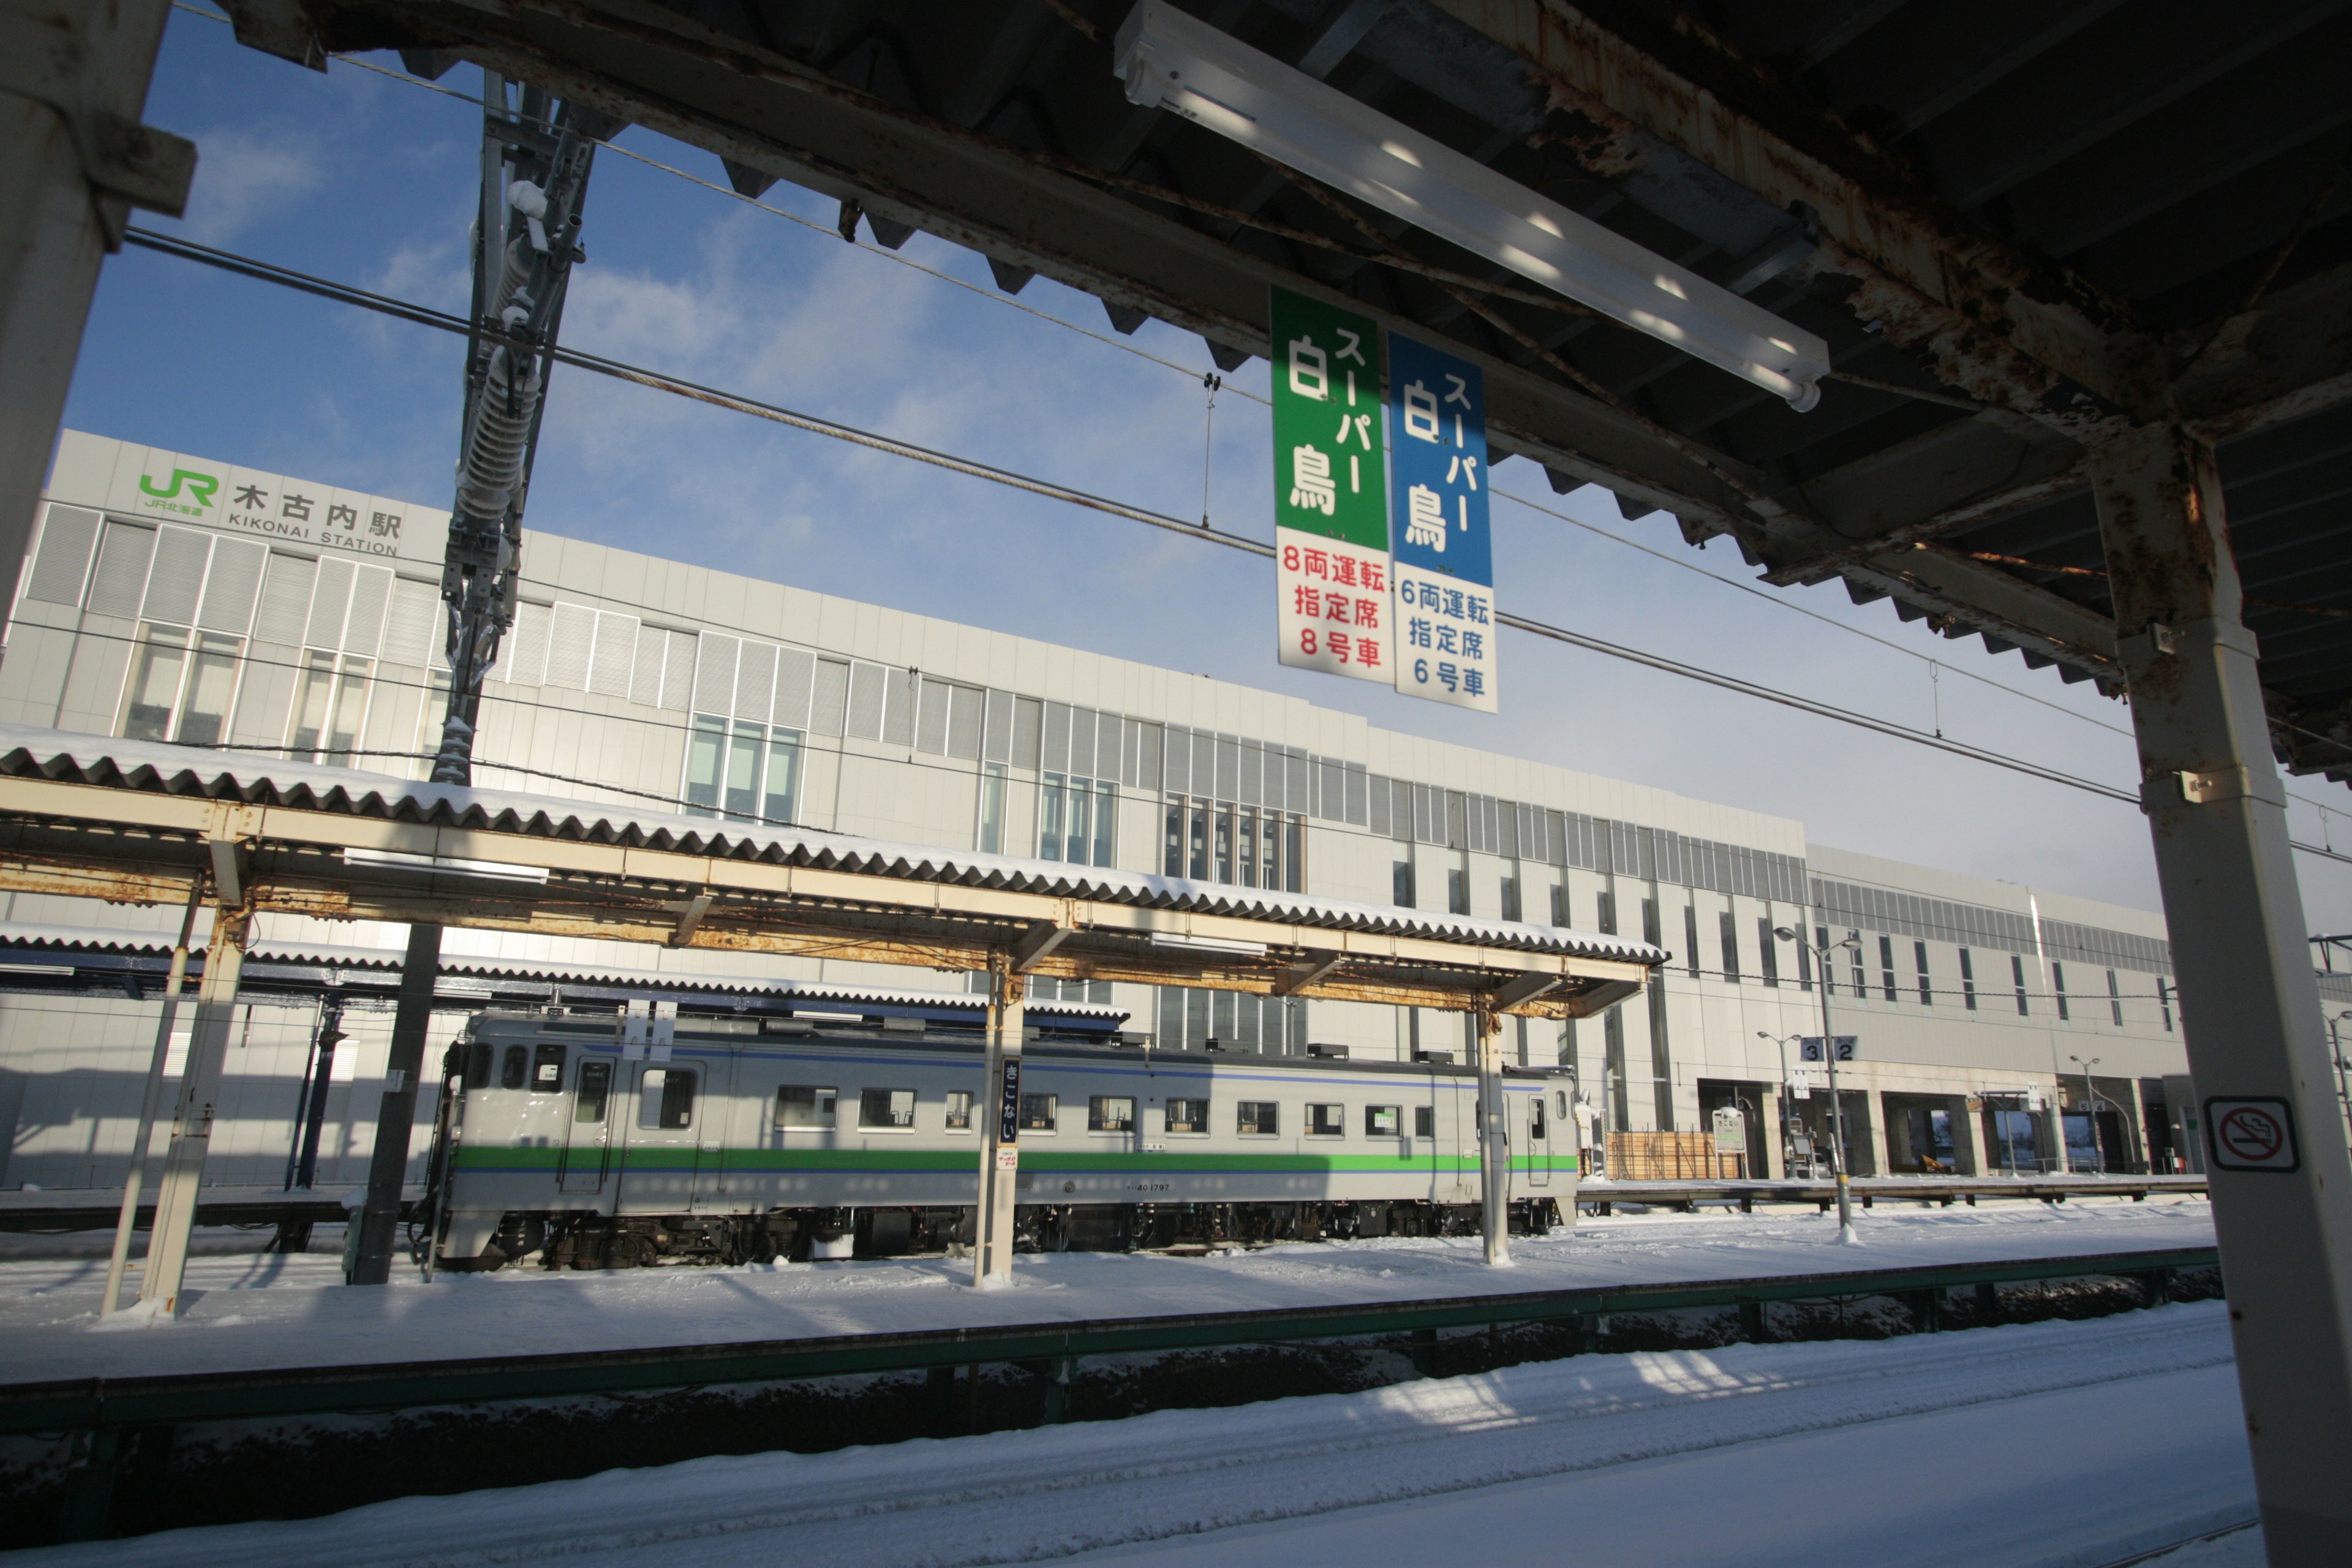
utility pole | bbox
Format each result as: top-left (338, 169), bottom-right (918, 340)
top-left (1779, 928), bottom-right (1860, 1243)
top-left (348, 70), bottom-right (603, 1285)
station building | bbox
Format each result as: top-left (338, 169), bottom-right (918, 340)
top-left (0, 431), bottom-right (2226, 1194)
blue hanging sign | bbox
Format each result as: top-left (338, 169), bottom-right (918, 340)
top-left (1387, 333), bottom-right (1497, 712)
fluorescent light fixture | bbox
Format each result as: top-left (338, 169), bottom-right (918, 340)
top-left (1113, 1), bottom-right (1830, 410)
top-left (1150, 931), bottom-right (1270, 957)
top-left (344, 846), bottom-right (549, 884)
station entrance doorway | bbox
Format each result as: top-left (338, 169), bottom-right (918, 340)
top-left (1882, 1092), bottom-right (1974, 1175)
top-left (1695, 1079), bottom-right (1771, 1177)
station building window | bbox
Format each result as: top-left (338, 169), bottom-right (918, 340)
top-left (120, 624), bottom-right (247, 747)
top-left (1040, 772), bottom-right (1115, 865)
top-left (684, 714), bottom-right (801, 825)
top-left (1163, 794), bottom-right (1303, 891)
top-left (1959, 948), bottom-right (1978, 1009)
top-left (1156, 986), bottom-right (1306, 1054)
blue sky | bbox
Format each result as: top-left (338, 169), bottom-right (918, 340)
top-left (62, 7), bottom-right (2352, 927)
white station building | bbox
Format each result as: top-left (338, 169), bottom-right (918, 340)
top-left (0, 431), bottom-right (2245, 1195)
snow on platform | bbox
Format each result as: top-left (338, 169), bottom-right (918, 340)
top-left (5, 1299), bottom-right (2252, 1568)
top-left (0, 1197), bottom-right (2214, 1386)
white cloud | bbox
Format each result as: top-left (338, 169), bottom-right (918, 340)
top-left (175, 126), bottom-right (325, 245)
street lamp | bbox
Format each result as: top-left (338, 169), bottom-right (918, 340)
top-left (1758, 1030), bottom-right (1805, 1177)
top-left (1777, 927), bottom-right (1863, 1245)
top-left (2068, 1055), bottom-right (2106, 1175)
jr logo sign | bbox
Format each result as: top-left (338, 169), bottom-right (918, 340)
top-left (137, 468), bottom-right (219, 517)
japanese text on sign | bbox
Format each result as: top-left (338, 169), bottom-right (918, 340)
top-left (1272, 287), bottom-right (1392, 684)
top-left (1387, 333), bottom-right (1496, 712)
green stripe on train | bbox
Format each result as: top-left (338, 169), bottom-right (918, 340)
top-left (453, 1147), bottom-right (1578, 1176)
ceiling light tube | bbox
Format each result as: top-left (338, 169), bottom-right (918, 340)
top-left (1113, 1), bottom-right (1830, 410)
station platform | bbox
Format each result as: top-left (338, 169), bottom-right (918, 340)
top-left (0, 1196), bottom-right (2215, 1390)
top-left (1578, 1174), bottom-right (2208, 1213)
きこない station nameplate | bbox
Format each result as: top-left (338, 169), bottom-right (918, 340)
top-left (1271, 287), bottom-right (1390, 683)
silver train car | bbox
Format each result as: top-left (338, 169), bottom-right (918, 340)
top-left (426, 1008), bottom-right (1580, 1268)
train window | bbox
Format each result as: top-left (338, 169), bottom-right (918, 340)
top-left (1556, 1090), bottom-right (1569, 1118)
top-left (1306, 1104), bottom-right (1344, 1137)
top-left (944, 1090), bottom-right (973, 1131)
top-left (1529, 1099), bottom-right (1547, 1139)
top-left (1089, 1096), bottom-right (1135, 1132)
top-left (500, 1045), bottom-right (528, 1090)
top-left (532, 1044), bottom-right (566, 1090)
top-left (1365, 1105), bottom-right (1400, 1137)
top-left (1414, 1106), bottom-right (1436, 1139)
top-left (1020, 1093), bottom-right (1058, 1131)
top-left (1164, 1098), bottom-right (1208, 1134)
top-left (638, 1068), bottom-right (696, 1130)
top-left (775, 1085), bottom-right (837, 1128)
top-left (574, 1060), bottom-right (612, 1124)
top-left (1237, 1101), bottom-right (1279, 1137)
top-left (859, 1088), bottom-right (917, 1129)
top-left (463, 1041), bottom-right (494, 1090)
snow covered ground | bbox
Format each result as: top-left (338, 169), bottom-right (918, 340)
top-left (0, 1197), bottom-right (2214, 1382)
top-left (5, 1300), bottom-right (2252, 1568)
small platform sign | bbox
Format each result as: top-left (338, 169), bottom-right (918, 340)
top-left (2206, 1098), bottom-right (2299, 1172)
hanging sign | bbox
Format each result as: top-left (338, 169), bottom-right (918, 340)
top-left (1271, 287), bottom-right (1390, 683)
top-left (1387, 333), bottom-right (1496, 712)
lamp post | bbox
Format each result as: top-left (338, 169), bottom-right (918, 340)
top-left (1777, 928), bottom-right (1861, 1245)
top-left (1758, 1030), bottom-right (1804, 1178)
top-left (2068, 1055), bottom-right (2106, 1175)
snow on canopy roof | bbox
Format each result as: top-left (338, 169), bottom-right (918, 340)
top-left (0, 725), bottom-right (1665, 967)
top-left (0, 919), bottom-right (1127, 1019)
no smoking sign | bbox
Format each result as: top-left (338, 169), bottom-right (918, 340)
top-left (2205, 1098), bottom-right (2301, 1173)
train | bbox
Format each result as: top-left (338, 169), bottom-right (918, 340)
top-left (423, 1006), bottom-right (1581, 1268)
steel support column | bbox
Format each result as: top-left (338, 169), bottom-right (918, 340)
top-left (0, 0), bottom-right (189, 633)
top-left (2091, 421), bottom-right (2352, 1564)
top-left (350, 921), bottom-right (440, 1284)
top-left (134, 905), bottom-right (249, 1317)
top-left (99, 883), bottom-right (201, 1315)
top-left (973, 963), bottom-right (1027, 1287)
top-left (1477, 1008), bottom-right (1511, 1267)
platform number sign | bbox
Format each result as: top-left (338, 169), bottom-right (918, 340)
top-left (1272, 287), bottom-right (1391, 684)
top-left (1800, 1036), bottom-right (1857, 1061)
top-left (1387, 332), bottom-right (1498, 712)
top-left (2204, 1097), bottom-right (2299, 1172)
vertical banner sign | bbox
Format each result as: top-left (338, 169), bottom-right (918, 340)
top-left (1271, 287), bottom-right (1390, 683)
top-left (1387, 333), bottom-right (1498, 712)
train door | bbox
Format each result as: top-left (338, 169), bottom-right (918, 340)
top-left (557, 1054), bottom-right (616, 1196)
top-left (1526, 1092), bottom-right (1551, 1186)
top-left (690, 1049), bottom-right (737, 1211)
top-left (615, 1057), bottom-right (704, 1213)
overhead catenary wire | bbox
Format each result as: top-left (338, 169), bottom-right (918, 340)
top-left (168, 4), bottom-right (2320, 790)
top-left (165, 1), bottom-right (2352, 850)
top-left (120, 227), bottom-right (2154, 811)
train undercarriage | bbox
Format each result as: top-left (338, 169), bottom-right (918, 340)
top-left (443, 1198), bottom-right (1566, 1271)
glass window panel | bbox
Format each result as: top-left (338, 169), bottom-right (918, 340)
top-left (286, 649), bottom-right (336, 760)
top-left (944, 1090), bottom-right (973, 1131)
top-left (1088, 1095), bottom-right (1135, 1131)
top-left (1237, 1101), bottom-right (1278, 1136)
top-left (1188, 800), bottom-right (1209, 880)
top-left (1019, 1093), bottom-right (1058, 1131)
top-left (1213, 804), bottom-right (1232, 883)
top-left (1366, 1105), bottom-right (1400, 1136)
top-left (773, 1085), bottom-right (837, 1128)
top-left (723, 720), bottom-right (765, 820)
top-left (1162, 795), bottom-right (1183, 875)
top-left (684, 715), bottom-right (725, 815)
top-left (1066, 778), bottom-right (1093, 867)
top-left (859, 1088), bottom-right (917, 1128)
top-left (173, 633), bottom-right (243, 747)
top-left (1164, 1097), bottom-right (1207, 1133)
top-left (1039, 774), bottom-right (1066, 861)
top-left (119, 624), bottom-right (189, 742)
top-left (763, 730), bottom-right (801, 825)
top-left (1237, 807), bottom-right (1257, 888)
top-left (573, 1059), bottom-right (611, 1123)
top-left (1307, 1104), bottom-right (1343, 1137)
top-left (1093, 781), bottom-right (1115, 868)
top-left (978, 762), bottom-right (1007, 854)
top-left (323, 655), bottom-right (371, 764)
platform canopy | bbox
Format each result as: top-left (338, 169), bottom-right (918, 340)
top-left (220, 0), bottom-right (2352, 775)
top-left (0, 726), bottom-right (1660, 1017)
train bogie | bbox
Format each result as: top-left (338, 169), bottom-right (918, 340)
top-left (426, 1011), bottom-right (1579, 1269)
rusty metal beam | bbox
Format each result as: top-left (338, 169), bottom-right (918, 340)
top-left (1426, 0), bottom-right (2163, 437)
top-left (0, 772), bottom-right (1653, 1020)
